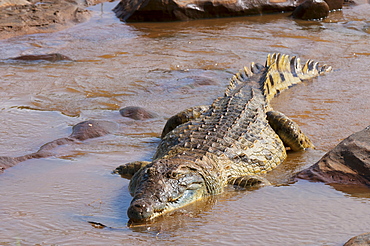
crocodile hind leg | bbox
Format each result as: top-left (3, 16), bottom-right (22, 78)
top-left (161, 105), bottom-right (210, 138)
top-left (113, 161), bottom-right (150, 179)
top-left (266, 111), bottom-right (314, 151)
top-left (229, 175), bottom-right (271, 189)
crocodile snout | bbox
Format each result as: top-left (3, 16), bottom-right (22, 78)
top-left (127, 199), bottom-right (154, 221)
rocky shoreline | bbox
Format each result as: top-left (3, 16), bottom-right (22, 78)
top-left (0, 0), bottom-right (92, 39)
top-left (0, 0), bottom-right (346, 39)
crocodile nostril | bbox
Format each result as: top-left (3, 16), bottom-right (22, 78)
top-left (127, 199), bottom-right (153, 221)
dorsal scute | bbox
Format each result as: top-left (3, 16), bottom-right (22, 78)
top-left (225, 61), bottom-right (264, 96)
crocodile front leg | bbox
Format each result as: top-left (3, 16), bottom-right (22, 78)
top-left (113, 161), bottom-right (150, 179)
top-left (115, 106), bottom-right (210, 179)
top-left (161, 105), bottom-right (210, 138)
top-left (266, 111), bottom-right (314, 151)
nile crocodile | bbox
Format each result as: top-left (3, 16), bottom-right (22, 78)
top-left (114, 53), bottom-right (332, 222)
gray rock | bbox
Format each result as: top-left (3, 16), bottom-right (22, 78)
top-left (10, 53), bottom-right (73, 62)
top-left (119, 106), bottom-right (157, 120)
top-left (296, 125), bottom-right (370, 186)
top-left (70, 120), bottom-right (118, 140)
top-left (0, 120), bottom-right (118, 173)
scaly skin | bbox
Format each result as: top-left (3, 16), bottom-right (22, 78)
top-left (114, 53), bottom-right (332, 222)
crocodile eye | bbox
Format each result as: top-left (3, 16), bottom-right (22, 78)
top-left (167, 171), bottom-right (184, 179)
top-left (143, 166), bottom-right (157, 179)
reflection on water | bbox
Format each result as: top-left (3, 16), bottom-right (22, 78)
top-left (0, 1), bottom-right (370, 245)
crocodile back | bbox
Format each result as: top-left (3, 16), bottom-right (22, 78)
top-left (155, 83), bottom-right (286, 179)
top-left (154, 54), bottom-right (331, 185)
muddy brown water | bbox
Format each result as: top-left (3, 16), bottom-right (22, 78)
top-left (1, 1), bottom-right (370, 245)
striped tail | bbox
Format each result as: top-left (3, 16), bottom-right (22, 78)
top-left (225, 53), bottom-right (332, 102)
top-left (262, 53), bottom-right (332, 102)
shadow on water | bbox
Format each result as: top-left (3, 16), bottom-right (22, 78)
top-left (265, 149), bottom-right (325, 185)
top-left (329, 184), bottom-right (370, 198)
top-left (292, 19), bottom-right (327, 32)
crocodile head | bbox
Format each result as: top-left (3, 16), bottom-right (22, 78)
top-left (127, 158), bottom-right (207, 222)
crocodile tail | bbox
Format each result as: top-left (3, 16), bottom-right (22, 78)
top-left (225, 53), bottom-right (331, 99)
top-left (261, 53), bottom-right (332, 102)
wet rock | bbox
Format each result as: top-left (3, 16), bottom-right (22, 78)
top-left (10, 53), bottom-right (73, 62)
top-left (32, 138), bottom-right (77, 156)
top-left (119, 106), bottom-right (157, 120)
top-left (0, 120), bottom-right (118, 173)
top-left (323, 0), bottom-right (343, 10)
top-left (0, 156), bottom-right (19, 173)
top-left (0, 0), bottom-right (30, 7)
top-left (291, 0), bottom-right (330, 20)
top-left (113, 0), bottom-right (297, 22)
top-left (70, 120), bottom-right (118, 140)
top-left (296, 125), bottom-right (370, 186)
top-left (0, 0), bottom-right (91, 39)
top-left (182, 76), bottom-right (219, 86)
top-left (344, 232), bottom-right (370, 246)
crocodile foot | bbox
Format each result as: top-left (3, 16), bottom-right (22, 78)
top-left (229, 175), bottom-right (271, 189)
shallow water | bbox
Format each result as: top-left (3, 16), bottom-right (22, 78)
top-left (0, 1), bottom-right (370, 245)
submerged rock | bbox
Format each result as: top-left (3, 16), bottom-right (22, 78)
top-left (291, 0), bottom-right (330, 20)
top-left (70, 120), bottom-right (118, 141)
top-left (0, 156), bottom-right (19, 173)
top-left (113, 0), bottom-right (297, 22)
top-left (119, 106), bottom-right (157, 120)
top-left (344, 232), bottom-right (370, 246)
top-left (0, 120), bottom-right (118, 173)
top-left (296, 125), bottom-right (370, 187)
top-left (10, 53), bottom-right (73, 62)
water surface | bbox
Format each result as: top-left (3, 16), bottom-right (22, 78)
top-left (0, 2), bottom-right (370, 245)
